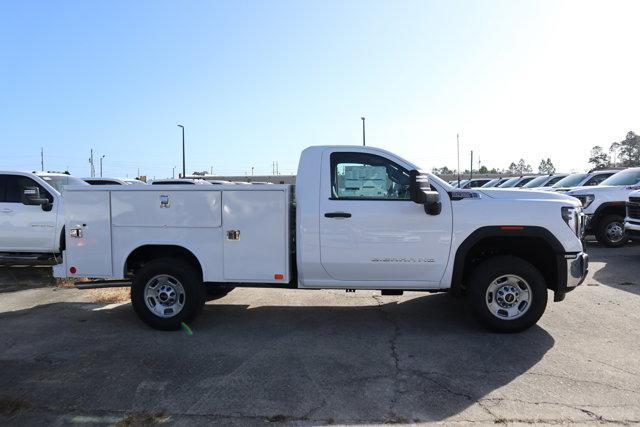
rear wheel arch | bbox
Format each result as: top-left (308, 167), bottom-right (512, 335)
top-left (450, 226), bottom-right (564, 296)
top-left (123, 244), bottom-right (203, 280)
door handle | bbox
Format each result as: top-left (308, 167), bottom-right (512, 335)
top-left (324, 212), bottom-right (351, 218)
top-left (1, 208), bottom-right (12, 213)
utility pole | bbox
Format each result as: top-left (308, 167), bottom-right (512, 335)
top-left (456, 134), bottom-right (460, 187)
top-left (177, 125), bottom-right (185, 178)
top-left (100, 155), bottom-right (105, 177)
top-left (41, 148), bottom-right (44, 171)
top-left (276, 162), bottom-right (279, 175)
top-left (172, 166), bottom-right (175, 179)
top-left (361, 117), bottom-right (366, 146)
top-left (89, 149), bottom-right (95, 177)
top-left (470, 150), bottom-right (473, 180)
top-left (251, 166), bottom-right (254, 176)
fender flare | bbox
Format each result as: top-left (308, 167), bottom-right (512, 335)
top-left (450, 226), bottom-right (565, 295)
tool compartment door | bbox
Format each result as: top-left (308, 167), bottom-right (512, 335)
top-left (65, 190), bottom-right (113, 277)
top-left (222, 190), bottom-right (288, 282)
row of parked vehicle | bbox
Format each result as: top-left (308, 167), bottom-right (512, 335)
top-left (449, 168), bottom-right (640, 248)
top-left (449, 169), bottom-right (617, 191)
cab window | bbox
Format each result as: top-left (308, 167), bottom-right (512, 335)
top-left (0, 175), bottom-right (53, 203)
top-left (330, 152), bottom-right (411, 200)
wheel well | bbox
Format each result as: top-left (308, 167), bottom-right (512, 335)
top-left (456, 236), bottom-right (559, 293)
top-left (124, 245), bottom-right (203, 279)
top-left (592, 204), bottom-right (626, 228)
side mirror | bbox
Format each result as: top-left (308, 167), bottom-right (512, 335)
top-left (22, 187), bottom-right (49, 207)
top-left (409, 170), bottom-right (442, 216)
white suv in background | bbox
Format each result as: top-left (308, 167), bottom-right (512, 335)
top-left (568, 168), bottom-right (640, 247)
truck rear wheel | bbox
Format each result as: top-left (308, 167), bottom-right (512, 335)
top-left (467, 255), bottom-right (547, 332)
top-left (131, 258), bottom-right (204, 330)
top-left (595, 214), bottom-right (626, 248)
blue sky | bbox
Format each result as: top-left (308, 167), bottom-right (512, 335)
top-left (1, 1), bottom-right (638, 178)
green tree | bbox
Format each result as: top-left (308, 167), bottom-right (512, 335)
top-left (588, 145), bottom-right (610, 169)
top-left (538, 158), bottom-right (556, 174)
top-left (508, 159), bottom-right (532, 174)
top-left (613, 131), bottom-right (640, 167)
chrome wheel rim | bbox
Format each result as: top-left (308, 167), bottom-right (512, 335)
top-left (485, 274), bottom-right (532, 320)
top-left (605, 221), bottom-right (624, 243)
top-left (144, 274), bottom-right (185, 318)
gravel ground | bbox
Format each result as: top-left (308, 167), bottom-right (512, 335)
top-left (1, 242), bottom-right (639, 425)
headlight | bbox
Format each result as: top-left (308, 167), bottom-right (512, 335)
top-left (574, 194), bottom-right (595, 209)
top-left (562, 206), bottom-right (582, 236)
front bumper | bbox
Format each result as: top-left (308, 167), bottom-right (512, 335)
top-left (554, 251), bottom-right (588, 302)
top-left (566, 252), bottom-right (588, 288)
top-left (624, 218), bottom-right (640, 240)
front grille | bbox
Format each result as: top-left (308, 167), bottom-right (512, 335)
top-left (630, 197), bottom-right (640, 204)
top-left (627, 202), bottom-right (640, 220)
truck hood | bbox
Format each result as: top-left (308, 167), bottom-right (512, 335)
top-left (478, 188), bottom-right (578, 204)
top-left (566, 185), bottom-right (621, 195)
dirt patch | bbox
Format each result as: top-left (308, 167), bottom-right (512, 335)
top-left (116, 411), bottom-right (170, 426)
top-left (87, 287), bottom-right (130, 304)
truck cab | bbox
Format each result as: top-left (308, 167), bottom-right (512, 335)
top-left (54, 146), bottom-right (588, 332)
top-left (0, 171), bottom-right (86, 263)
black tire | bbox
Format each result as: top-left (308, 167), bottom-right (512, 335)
top-left (595, 214), bottom-right (626, 248)
top-left (467, 255), bottom-right (548, 333)
top-left (205, 284), bottom-right (234, 300)
top-left (131, 258), bottom-right (204, 330)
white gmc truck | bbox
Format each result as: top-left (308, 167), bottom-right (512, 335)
top-left (0, 171), bottom-right (87, 265)
top-left (53, 146), bottom-right (588, 332)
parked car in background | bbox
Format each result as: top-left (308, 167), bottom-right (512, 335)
top-left (624, 190), bottom-right (640, 240)
top-left (568, 167), bottom-right (640, 247)
top-left (0, 171), bottom-right (88, 265)
top-left (521, 174), bottom-right (568, 189)
top-left (83, 177), bottom-right (146, 185)
top-left (457, 178), bottom-right (493, 189)
top-left (498, 176), bottom-right (537, 188)
top-left (547, 170), bottom-right (618, 192)
top-left (150, 179), bottom-right (212, 185)
top-left (481, 177), bottom-right (511, 188)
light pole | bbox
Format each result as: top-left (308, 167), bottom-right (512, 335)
top-left (177, 125), bottom-right (185, 178)
top-left (361, 117), bottom-right (366, 146)
top-left (172, 166), bottom-right (176, 179)
top-left (100, 155), bottom-right (105, 177)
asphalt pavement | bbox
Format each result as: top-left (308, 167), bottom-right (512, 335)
top-left (1, 242), bottom-right (639, 425)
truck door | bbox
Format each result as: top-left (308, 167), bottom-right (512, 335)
top-left (319, 151), bottom-right (452, 284)
top-left (0, 174), bottom-right (58, 252)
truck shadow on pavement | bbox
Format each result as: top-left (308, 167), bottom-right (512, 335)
top-left (0, 267), bottom-right (56, 293)
top-left (0, 293), bottom-right (554, 424)
top-left (587, 242), bottom-right (640, 296)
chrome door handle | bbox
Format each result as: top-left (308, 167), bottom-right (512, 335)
top-left (324, 212), bottom-right (351, 218)
top-left (1, 208), bottom-right (12, 213)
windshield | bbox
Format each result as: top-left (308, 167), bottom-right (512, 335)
top-left (600, 169), bottom-right (640, 186)
top-left (552, 173), bottom-right (588, 188)
top-left (498, 177), bottom-right (521, 188)
top-left (480, 178), bottom-right (499, 188)
top-left (522, 176), bottom-right (549, 188)
top-left (39, 175), bottom-right (89, 192)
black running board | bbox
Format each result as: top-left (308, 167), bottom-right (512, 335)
top-left (75, 280), bottom-right (132, 290)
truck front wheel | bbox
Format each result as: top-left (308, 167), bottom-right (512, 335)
top-left (131, 258), bottom-right (205, 330)
top-left (467, 255), bottom-right (548, 333)
top-left (595, 214), bottom-right (626, 248)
